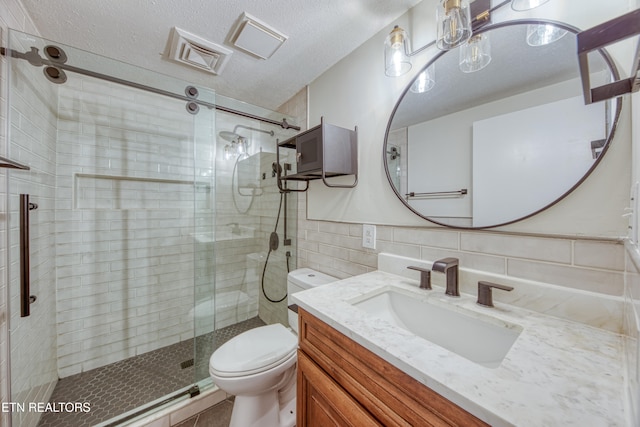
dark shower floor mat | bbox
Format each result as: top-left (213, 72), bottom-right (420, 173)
top-left (36, 316), bottom-right (265, 427)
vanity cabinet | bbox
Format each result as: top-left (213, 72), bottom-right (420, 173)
top-left (297, 308), bottom-right (489, 427)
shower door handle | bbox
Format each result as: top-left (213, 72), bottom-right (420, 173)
top-left (20, 194), bottom-right (37, 317)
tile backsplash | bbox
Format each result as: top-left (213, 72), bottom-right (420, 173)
top-left (298, 192), bottom-right (625, 298)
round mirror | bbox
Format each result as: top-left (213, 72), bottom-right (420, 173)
top-left (384, 20), bottom-right (622, 229)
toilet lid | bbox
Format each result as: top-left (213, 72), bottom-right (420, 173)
top-left (209, 324), bottom-right (297, 377)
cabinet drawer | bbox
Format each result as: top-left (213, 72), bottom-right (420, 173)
top-left (298, 308), bottom-right (489, 427)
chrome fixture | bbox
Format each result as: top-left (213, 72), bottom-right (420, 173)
top-left (407, 266), bottom-right (432, 290)
top-left (436, 0), bottom-right (472, 50)
top-left (432, 257), bottom-right (459, 297)
top-left (477, 281), bottom-right (514, 307)
top-left (459, 33), bottom-right (491, 73)
top-left (510, 0), bottom-right (550, 11)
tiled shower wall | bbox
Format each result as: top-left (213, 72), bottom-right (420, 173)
top-left (214, 110), bottom-right (299, 327)
top-left (53, 76), bottom-right (215, 377)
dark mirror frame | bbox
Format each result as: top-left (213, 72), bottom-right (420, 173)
top-left (383, 19), bottom-right (622, 229)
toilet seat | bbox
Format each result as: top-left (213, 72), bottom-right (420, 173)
top-left (210, 324), bottom-right (297, 378)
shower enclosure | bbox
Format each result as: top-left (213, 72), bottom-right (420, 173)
top-left (3, 30), bottom-right (298, 427)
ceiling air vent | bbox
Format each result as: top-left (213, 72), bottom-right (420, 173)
top-left (168, 27), bottom-right (232, 75)
top-left (229, 13), bottom-right (288, 59)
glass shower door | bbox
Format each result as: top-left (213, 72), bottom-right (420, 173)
top-left (6, 29), bottom-right (217, 427)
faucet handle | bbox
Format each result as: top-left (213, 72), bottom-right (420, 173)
top-left (407, 266), bottom-right (431, 290)
top-left (477, 281), bottom-right (514, 307)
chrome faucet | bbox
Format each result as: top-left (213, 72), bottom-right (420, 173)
top-left (432, 257), bottom-right (459, 297)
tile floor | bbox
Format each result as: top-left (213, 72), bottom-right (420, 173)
top-left (172, 397), bottom-right (234, 427)
top-left (37, 317), bottom-right (265, 427)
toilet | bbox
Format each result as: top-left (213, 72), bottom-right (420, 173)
top-left (209, 268), bottom-right (336, 427)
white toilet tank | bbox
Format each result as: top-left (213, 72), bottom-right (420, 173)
top-left (287, 268), bottom-right (336, 333)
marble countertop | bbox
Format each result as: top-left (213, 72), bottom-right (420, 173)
top-left (292, 270), bottom-right (626, 427)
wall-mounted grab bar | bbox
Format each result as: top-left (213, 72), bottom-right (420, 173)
top-left (406, 189), bottom-right (468, 199)
top-left (20, 194), bottom-right (37, 317)
top-left (0, 155), bottom-right (30, 170)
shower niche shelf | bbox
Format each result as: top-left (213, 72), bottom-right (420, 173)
top-left (276, 117), bottom-right (358, 192)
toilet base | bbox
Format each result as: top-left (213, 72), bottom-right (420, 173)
top-left (227, 367), bottom-right (296, 427)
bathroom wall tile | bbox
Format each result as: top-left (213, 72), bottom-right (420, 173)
top-left (318, 221), bottom-right (351, 236)
top-left (348, 249), bottom-right (378, 269)
top-left (306, 229), bottom-right (362, 251)
top-left (508, 258), bottom-right (624, 296)
top-left (349, 223), bottom-right (363, 237)
top-left (394, 227), bottom-right (459, 249)
top-left (461, 232), bottom-right (572, 263)
top-left (575, 239), bottom-right (625, 271)
top-left (318, 243), bottom-right (349, 260)
top-left (376, 240), bottom-right (420, 259)
top-left (375, 225), bottom-right (394, 242)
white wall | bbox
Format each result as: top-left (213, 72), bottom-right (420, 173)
top-left (307, 0), bottom-right (634, 238)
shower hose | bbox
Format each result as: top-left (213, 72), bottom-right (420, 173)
top-left (261, 191), bottom-right (290, 303)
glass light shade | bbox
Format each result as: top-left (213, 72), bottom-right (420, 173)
top-left (410, 65), bottom-right (436, 93)
top-left (224, 144), bottom-right (233, 160)
top-left (385, 26), bottom-right (412, 77)
top-left (510, 0), bottom-right (551, 11)
top-left (436, 0), bottom-right (472, 50)
top-left (459, 34), bottom-right (491, 73)
top-left (236, 139), bottom-right (247, 154)
top-left (526, 24), bottom-right (568, 46)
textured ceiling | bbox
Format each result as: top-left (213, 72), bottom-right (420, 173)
top-left (20, 0), bottom-right (422, 111)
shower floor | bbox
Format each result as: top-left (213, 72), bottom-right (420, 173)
top-left (36, 316), bottom-right (266, 427)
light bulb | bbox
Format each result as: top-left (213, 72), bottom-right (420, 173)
top-left (437, 0), bottom-right (471, 50)
top-left (384, 26), bottom-right (412, 76)
top-left (459, 34), bottom-right (491, 73)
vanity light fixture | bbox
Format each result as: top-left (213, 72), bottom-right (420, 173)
top-left (383, 0), bottom-right (490, 78)
top-left (384, 26), bottom-right (412, 77)
top-left (510, 0), bottom-right (551, 11)
top-left (223, 137), bottom-right (249, 161)
top-left (410, 65), bottom-right (436, 93)
top-left (436, 0), bottom-right (473, 50)
top-left (459, 33), bottom-right (491, 72)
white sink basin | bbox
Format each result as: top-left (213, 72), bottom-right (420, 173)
top-left (351, 289), bottom-right (521, 368)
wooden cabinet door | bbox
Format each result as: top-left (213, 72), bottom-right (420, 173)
top-left (297, 350), bottom-right (382, 427)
